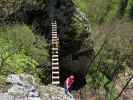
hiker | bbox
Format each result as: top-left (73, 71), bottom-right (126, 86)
top-left (64, 74), bottom-right (75, 98)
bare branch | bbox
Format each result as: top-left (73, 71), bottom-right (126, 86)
top-left (114, 75), bottom-right (133, 100)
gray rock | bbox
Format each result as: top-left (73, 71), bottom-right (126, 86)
top-left (39, 85), bottom-right (75, 100)
top-left (7, 74), bottom-right (22, 84)
top-left (0, 93), bottom-right (41, 100)
top-left (7, 74), bottom-right (37, 87)
top-left (0, 74), bottom-right (75, 100)
top-left (8, 84), bottom-right (26, 97)
top-left (6, 74), bottom-right (40, 99)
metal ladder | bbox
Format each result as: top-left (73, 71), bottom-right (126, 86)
top-left (51, 20), bottom-right (60, 85)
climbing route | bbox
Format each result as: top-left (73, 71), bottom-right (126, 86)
top-left (51, 20), bottom-right (60, 85)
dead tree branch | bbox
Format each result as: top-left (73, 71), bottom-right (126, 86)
top-left (114, 75), bottom-right (133, 100)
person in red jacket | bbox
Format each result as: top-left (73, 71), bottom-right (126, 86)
top-left (64, 74), bottom-right (75, 98)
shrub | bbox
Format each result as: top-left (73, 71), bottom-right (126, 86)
top-left (0, 24), bottom-right (50, 85)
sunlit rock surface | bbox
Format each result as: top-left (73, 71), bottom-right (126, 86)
top-left (0, 74), bottom-right (75, 100)
top-left (39, 85), bottom-right (75, 100)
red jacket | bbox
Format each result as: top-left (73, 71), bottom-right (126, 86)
top-left (65, 77), bottom-right (74, 90)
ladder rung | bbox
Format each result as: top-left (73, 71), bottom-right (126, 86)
top-left (52, 81), bottom-right (60, 85)
top-left (52, 76), bottom-right (59, 79)
top-left (52, 37), bottom-right (57, 39)
top-left (52, 55), bottom-right (58, 57)
top-left (52, 22), bottom-right (56, 24)
top-left (52, 42), bottom-right (58, 44)
top-left (52, 37), bottom-right (58, 39)
top-left (52, 48), bottom-right (58, 51)
top-left (52, 36), bottom-right (57, 38)
top-left (52, 67), bottom-right (59, 70)
top-left (52, 27), bottom-right (57, 29)
top-left (52, 51), bottom-right (58, 54)
top-left (52, 48), bottom-right (58, 50)
top-left (52, 49), bottom-right (58, 51)
top-left (52, 59), bottom-right (58, 61)
top-left (52, 72), bottom-right (59, 74)
top-left (52, 59), bottom-right (59, 61)
top-left (52, 47), bottom-right (58, 51)
top-left (52, 24), bottom-right (57, 27)
top-left (52, 25), bottom-right (56, 27)
top-left (52, 25), bottom-right (57, 27)
top-left (52, 34), bottom-right (57, 36)
top-left (52, 32), bottom-right (57, 34)
top-left (52, 62), bottom-right (59, 65)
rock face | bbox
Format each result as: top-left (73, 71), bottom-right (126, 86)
top-left (39, 85), bottom-right (75, 100)
top-left (0, 74), bottom-right (75, 100)
top-left (6, 74), bottom-right (41, 100)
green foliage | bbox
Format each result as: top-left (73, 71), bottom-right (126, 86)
top-left (0, 36), bottom-right (40, 88)
top-left (5, 52), bottom-right (38, 74)
top-left (0, 0), bottom-right (132, 99)
top-left (0, 37), bottom-right (38, 76)
top-left (75, 0), bottom-right (88, 12)
top-left (0, 0), bottom-right (46, 18)
top-left (0, 24), bottom-right (50, 85)
top-left (75, 0), bottom-right (116, 23)
top-left (86, 19), bottom-right (133, 99)
top-left (75, 0), bottom-right (133, 24)
top-left (86, 61), bottom-right (119, 100)
top-left (0, 24), bottom-right (49, 64)
top-left (125, 0), bottom-right (133, 17)
top-left (0, 75), bottom-right (6, 89)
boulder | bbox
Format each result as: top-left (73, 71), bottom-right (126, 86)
top-left (6, 74), bottom-right (40, 99)
top-left (1, 74), bottom-right (75, 100)
top-left (39, 85), bottom-right (75, 100)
